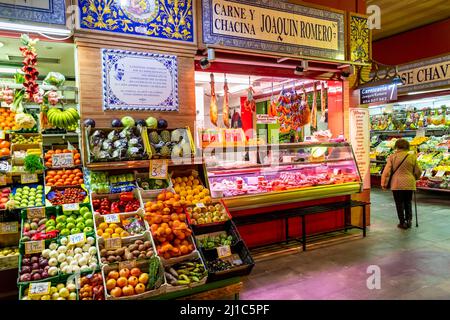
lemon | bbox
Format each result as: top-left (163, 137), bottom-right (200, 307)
top-left (193, 189), bottom-right (200, 195)
top-left (186, 195), bottom-right (194, 202)
top-left (188, 175), bottom-right (194, 181)
top-left (180, 191), bottom-right (187, 197)
top-left (175, 177), bottom-right (182, 184)
top-left (193, 179), bottom-right (200, 186)
top-left (182, 177), bottom-right (188, 182)
top-left (180, 182), bottom-right (186, 188)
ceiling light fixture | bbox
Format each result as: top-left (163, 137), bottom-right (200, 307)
top-left (0, 21), bottom-right (71, 36)
top-left (0, 67), bottom-right (19, 74)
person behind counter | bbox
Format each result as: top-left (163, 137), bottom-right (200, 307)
top-left (381, 139), bottom-right (422, 229)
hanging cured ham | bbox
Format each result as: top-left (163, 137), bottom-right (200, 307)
top-left (209, 73), bottom-right (218, 126)
top-left (302, 86), bottom-right (311, 125)
top-left (320, 81), bottom-right (328, 123)
top-left (311, 82), bottom-right (318, 129)
top-left (223, 78), bottom-right (230, 128)
top-left (244, 86), bottom-right (256, 113)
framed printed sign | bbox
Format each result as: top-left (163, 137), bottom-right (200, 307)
top-left (102, 49), bottom-right (179, 111)
top-left (0, 0), bottom-right (66, 25)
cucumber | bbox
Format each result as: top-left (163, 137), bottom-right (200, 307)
top-left (147, 256), bottom-right (160, 290)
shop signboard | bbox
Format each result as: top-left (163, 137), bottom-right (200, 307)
top-left (102, 49), bottom-right (179, 111)
top-left (349, 108), bottom-right (370, 189)
top-left (256, 114), bottom-right (278, 124)
top-left (398, 54), bottom-right (450, 93)
top-left (202, 0), bottom-right (346, 61)
top-left (359, 84), bottom-right (397, 105)
top-left (0, 0), bottom-right (65, 25)
top-left (78, 0), bottom-right (194, 43)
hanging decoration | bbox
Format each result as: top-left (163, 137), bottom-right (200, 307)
top-left (302, 85), bottom-right (311, 125)
top-left (243, 78), bottom-right (256, 113)
top-left (222, 75), bottom-right (230, 128)
top-left (311, 82), bottom-right (318, 129)
top-left (209, 73), bottom-right (218, 126)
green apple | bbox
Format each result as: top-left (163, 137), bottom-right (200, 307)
top-left (55, 223), bottom-right (65, 231)
top-left (60, 229), bottom-right (70, 236)
top-left (76, 217), bottom-right (84, 224)
top-left (85, 219), bottom-right (94, 228)
top-left (66, 217), bottom-right (75, 225)
top-left (76, 222), bottom-right (85, 230)
top-left (79, 206), bottom-right (89, 215)
top-left (83, 227), bottom-right (93, 234)
top-left (46, 226), bottom-right (55, 232)
top-left (63, 209), bottom-right (71, 216)
top-left (46, 220), bottom-right (56, 227)
top-left (56, 216), bottom-right (67, 224)
top-left (37, 185), bottom-right (43, 190)
top-left (83, 212), bottom-right (92, 220)
top-left (70, 228), bottom-right (81, 235)
top-left (66, 222), bottom-right (75, 230)
top-left (70, 214), bottom-right (78, 221)
top-left (16, 188), bottom-right (23, 193)
top-left (23, 186), bottom-right (30, 191)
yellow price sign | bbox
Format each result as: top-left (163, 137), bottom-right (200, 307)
top-left (0, 221), bottom-right (19, 234)
top-left (25, 240), bottom-right (45, 255)
top-left (28, 282), bottom-right (51, 298)
top-left (216, 245), bottom-right (232, 259)
top-left (149, 159), bottom-right (168, 179)
top-left (104, 214), bottom-right (120, 224)
top-left (20, 173), bottom-right (38, 184)
top-left (105, 237), bottom-right (122, 250)
top-left (69, 233), bottom-right (86, 246)
top-left (27, 207), bottom-right (46, 219)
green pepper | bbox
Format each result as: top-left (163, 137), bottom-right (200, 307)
top-left (191, 276), bottom-right (200, 282)
top-left (177, 280), bottom-right (190, 285)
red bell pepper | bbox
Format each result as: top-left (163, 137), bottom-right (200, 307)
top-left (119, 192), bottom-right (134, 202)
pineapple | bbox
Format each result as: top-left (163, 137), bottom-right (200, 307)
top-left (160, 145), bottom-right (171, 157)
top-left (150, 131), bottom-right (160, 144)
top-left (161, 130), bottom-right (171, 143)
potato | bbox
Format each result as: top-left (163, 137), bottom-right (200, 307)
top-left (132, 250), bottom-right (140, 257)
top-left (115, 248), bottom-right (125, 256)
top-left (146, 251), bottom-right (153, 258)
top-left (115, 255), bottom-right (122, 262)
top-left (138, 253), bottom-right (146, 259)
top-left (138, 244), bottom-right (145, 252)
top-left (128, 244), bottom-right (138, 252)
top-left (107, 250), bottom-right (116, 256)
top-left (100, 249), bottom-right (107, 257)
top-left (125, 253), bottom-right (134, 260)
top-left (107, 256), bottom-right (116, 263)
top-left (144, 241), bottom-right (151, 249)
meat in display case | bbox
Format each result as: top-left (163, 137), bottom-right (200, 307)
top-left (202, 142), bottom-right (362, 210)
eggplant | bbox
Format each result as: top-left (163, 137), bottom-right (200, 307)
top-left (128, 138), bottom-right (139, 147)
top-left (107, 130), bottom-right (120, 142)
top-left (119, 128), bottom-right (132, 139)
top-left (102, 139), bottom-right (113, 151)
top-left (83, 118), bottom-right (96, 127)
top-left (113, 139), bottom-right (128, 149)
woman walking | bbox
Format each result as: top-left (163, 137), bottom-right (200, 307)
top-left (381, 139), bottom-right (422, 229)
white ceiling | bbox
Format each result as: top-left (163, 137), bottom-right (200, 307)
top-left (0, 37), bottom-right (75, 78)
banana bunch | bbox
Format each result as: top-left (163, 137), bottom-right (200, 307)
top-left (47, 107), bottom-right (80, 129)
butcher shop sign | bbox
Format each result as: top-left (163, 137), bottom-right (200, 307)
top-left (202, 0), bottom-right (346, 61)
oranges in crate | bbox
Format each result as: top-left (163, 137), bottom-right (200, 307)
top-left (144, 190), bottom-right (195, 260)
top-left (171, 174), bottom-right (212, 206)
top-left (45, 168), bottom-right (84, 187)
top-left (44, 148), bottom-right (82, 167)
top-left (106, 267), bottom-right (149, 298)
top-left (0, 108), bottom-right (18, 131)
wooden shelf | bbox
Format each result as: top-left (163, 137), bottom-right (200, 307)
top-left (85, 158), bottom-right (204, 170)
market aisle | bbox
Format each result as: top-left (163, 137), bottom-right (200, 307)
top-left (241, 189), bottom-right (450, 300)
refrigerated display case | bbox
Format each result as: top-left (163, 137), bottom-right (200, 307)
top-left (202, 142), bottom-right (362, 210)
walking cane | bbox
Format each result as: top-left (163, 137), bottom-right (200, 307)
top-left (414, 191), bottom-right (418, 227)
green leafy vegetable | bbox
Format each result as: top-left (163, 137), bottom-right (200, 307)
top-left (24, 154), bottom-right (44, 173)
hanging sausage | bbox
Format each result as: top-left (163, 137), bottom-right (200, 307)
top-left (223, 76), bottom-right (230, 128)
top-left (209, 73), bottom-right (218, 126)
top-left (302, 85), bottom-right (311, 125)
top-left (320, 81), bottom-right (328, 123)
top-left (311, 82), bottom-right (318, 129)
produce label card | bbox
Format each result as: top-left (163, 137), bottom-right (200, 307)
top-left (119, 260), bottom-right (136, 270)
top-left (28, 282), bottom-right (50, 298)
top-left (104, 214), bottom-right (120, 224)
top-left (27, 207), bottom-right (45, 219)
top-left (20, 173), bottom-right (38, 184)
top-left (0, 221), bottom-right (18, 234)
top-left (195, 202), bottom-right (206, 208)
top-left (217, 245), bottom-right (232, 259)
top-left (25, 240), bottom-right (45, 255)
top-left (105, 237), bottom-right (122, 250)
top-left (63, 203), bottom-right (80, 212)
top-left (149, 159), bottom-right (168, 179)
top-left (51, 153), bottom-right (74, 168)
top-left (69, 232), bottom-right (86, 245)
top-left (435, 170), bottom-right (446, 178)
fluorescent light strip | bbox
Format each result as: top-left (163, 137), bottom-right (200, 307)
top-left (407, 89), bottom-right (448, 95)
top-left (0, 67), bottom-right (19, 74)
top-left (0, 21), bottom-right (71, 36)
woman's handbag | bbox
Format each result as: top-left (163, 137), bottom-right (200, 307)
top-left (386, 154), bottom-right (409, 189)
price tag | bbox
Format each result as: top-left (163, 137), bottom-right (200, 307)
top-left (435, 170), bottom-right (446, 177)
top-left (20, 173), bottom-right (38, 184)
top-left (24, 240), bottom-right (45, 254)
top-left (28, 282), bottom-right (50, 298)
top-left (216, 245), bottom-right (232, 259)
top-left (119, 260), bottom-right (136, 270)
top-left (425, 169), bottom-right (433, 177)
top-left (27, 207), bottom-right (46, 219)
top-left (104, 214), bottom-right (120, 224)
top-left (69, 233), bottom-right (86, 245)
top-left (196, 202), bottom-right (206, 208)
top-left (0, 221), bottom-right (18, 234)
top-left (51, 153), bottom-right (74, 168)
top-left (0, 130), bottom-right (5, 139)
top-left (63, 203), bottom-right (80, 212)
top-left (416, 128), bottom-right (425, 138)
top-left (105, 237), bottom-right (122, 250)
top-left (149, 159), bottom-right (168, 179)
top-left (0, 175), bottom-right (6, 186)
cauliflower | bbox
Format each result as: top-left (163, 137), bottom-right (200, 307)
top-left (15, 112), bottom-right (36, 129)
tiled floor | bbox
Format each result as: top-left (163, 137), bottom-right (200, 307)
top-left (241, 189), bottom-right (450, 300)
